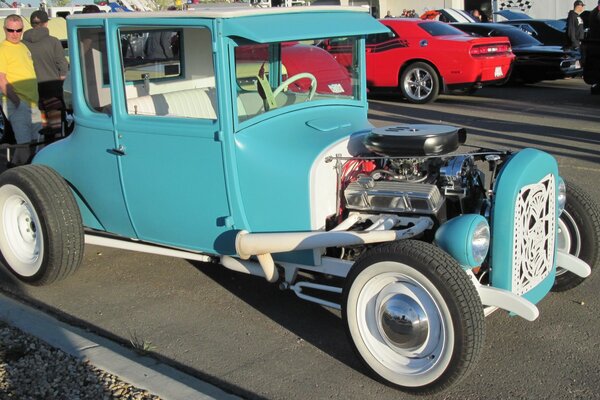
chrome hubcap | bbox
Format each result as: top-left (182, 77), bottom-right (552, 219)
top-left (379, 293), bottom-right (429, 352)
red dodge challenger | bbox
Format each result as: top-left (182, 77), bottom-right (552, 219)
top-left (361, 19), bottom-right (515, 103)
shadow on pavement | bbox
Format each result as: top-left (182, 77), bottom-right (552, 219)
top-left (189, 260), bottom-right (365, 375)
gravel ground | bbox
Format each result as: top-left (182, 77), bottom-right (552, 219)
top-left (0, 321), bottom-right (161, 400)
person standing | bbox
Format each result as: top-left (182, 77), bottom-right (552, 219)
top-left (587, 0), bottom-right (600, 93)
top-left (0, 14), bottom-right (42, 165)
top-left (471, 9), bottom-right (482, 22)
top-left (23, 10), bottom-right (68, 103)
top-left (23, 10), bottom-right (68, 136)
top-left (589, 0), bottom-right (600, 39)
top-left (567, 0), bottom-right (586, 49)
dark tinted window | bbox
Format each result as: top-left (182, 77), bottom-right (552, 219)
top-left (417, 21), bottom-right (467, 36)
top-left (366, 31), bottom-right (396, 45)
top-left (455, 24), bottom-right (542, 46)
top-left (492, 27), bottom-right (542, 46)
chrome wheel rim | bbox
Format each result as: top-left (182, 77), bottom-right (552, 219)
top-left (556, 210), bottom-right (581, 277)
top-left (403, 68), bottom-right (434, 101)
top-left (0, 184), bottom-right (44, 277)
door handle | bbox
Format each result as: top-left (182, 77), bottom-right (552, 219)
top-left (107, 145), bottom-right (126, 156)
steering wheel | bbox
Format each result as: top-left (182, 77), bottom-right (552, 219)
top-left (272, 72), bottom-right (318, 101)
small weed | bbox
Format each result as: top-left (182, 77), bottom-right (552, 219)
top-left (128, 330), bottom-right (156, 355)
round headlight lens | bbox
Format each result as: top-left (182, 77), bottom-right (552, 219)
top-left (472, 220), bottom-right (490, 265)
top-left (557, 179), bottom-right (566, 216)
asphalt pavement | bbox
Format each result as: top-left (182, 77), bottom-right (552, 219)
top-left (1, 78), bottom-right (600, 400)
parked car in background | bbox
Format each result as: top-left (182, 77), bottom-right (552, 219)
top-left (360, 19), bottom-right (514, 103)
top-left (495, 10), bottom-right (568, 47)
top-left (454, 23), bottom-right (581, 83)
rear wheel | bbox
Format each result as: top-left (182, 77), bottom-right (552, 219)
top-left (343, 240), bottom-right (484, 394)
top-left (400, 62), bottom-right (439, 104)
top-left (553, 181), bottom-right (600, 291)
top-left (0, 165), bottom-right (84, 285)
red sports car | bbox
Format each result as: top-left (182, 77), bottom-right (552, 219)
top-left (362, 19), bottom-right (515, 103)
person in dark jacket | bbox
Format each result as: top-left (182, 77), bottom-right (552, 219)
top-left (589, 0), bottom-right (600, 39)
top-left (22, 10), bottom-right (68, 136)
top-left (567, 0), bottom-right (586, 49)
top-left (22, 10), bottom-right (68, 101)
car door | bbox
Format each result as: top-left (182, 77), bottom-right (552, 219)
top-left (109, 22), bottom-right (232, 253)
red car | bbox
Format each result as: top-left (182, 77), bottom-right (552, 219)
top-left (363, 19), bottom-right (515, 103)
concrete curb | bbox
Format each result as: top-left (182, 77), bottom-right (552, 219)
top-left (0, 293), bottom-right (241, 400)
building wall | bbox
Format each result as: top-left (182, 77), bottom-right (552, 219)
top-left (350, 0), bottom-right (576, 20)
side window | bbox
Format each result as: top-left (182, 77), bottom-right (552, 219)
top-left (366, 31), bottom-right (396, 45)
top-left (78, 27), bottom-right (111, 113)
top-left (121, 27), bottom-right (217, 120)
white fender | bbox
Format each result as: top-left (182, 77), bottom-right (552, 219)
top-left (556, 250), bottom-right (592, 278)
top-left (476, 285), bottom-right (540, 321)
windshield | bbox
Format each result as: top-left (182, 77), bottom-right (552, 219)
top-left (234, 36), bottom-right (360, 123)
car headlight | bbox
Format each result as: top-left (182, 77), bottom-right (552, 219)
top-left (471, 220), bottom-right (490, 265)
top-left (557, 178), bottom-right (566, 216)
top-left (435, 214), bottom-right (490, 268)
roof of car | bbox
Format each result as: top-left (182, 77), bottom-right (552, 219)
top-left (67, 6), bottom-right (389, 43)
top-left (68, 6), bottom-right (368, 19)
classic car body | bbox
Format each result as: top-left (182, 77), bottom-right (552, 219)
top-left (0, 7), bottom-right (596, 394)
top-left (495, 10), bottom-right (568, 47)
top-left (361, 19), bottom-right (515, 103)
top-left (454, 23), bottom-right (582, 83)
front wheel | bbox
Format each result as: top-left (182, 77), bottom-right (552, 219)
top-left (0, 165), bottom-right (84, 285)
top-left (399, 62), bottom-right (439, 104)
top-left (553, 181), bottom-right (600, 291)
top-left (343, 240), bottom-right (484, 394)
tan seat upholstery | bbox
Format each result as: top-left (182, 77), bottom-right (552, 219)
top-left (127, 88), bottom-right (216, 119)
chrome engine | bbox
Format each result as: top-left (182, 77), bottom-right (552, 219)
top-left (337, 124), bottom-right (497, 223)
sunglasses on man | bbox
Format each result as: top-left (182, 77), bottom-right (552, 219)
top-left (5, 28), bottom-right (23, 33)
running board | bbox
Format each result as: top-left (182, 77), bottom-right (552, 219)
top-left (84, 234), bottom-right (213, 262)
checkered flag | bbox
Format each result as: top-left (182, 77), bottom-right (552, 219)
top-left (499, 0), bottom-right (533, 11)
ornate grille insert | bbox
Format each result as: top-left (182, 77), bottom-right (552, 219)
top-left (512, 174), bottom-right (555, 295)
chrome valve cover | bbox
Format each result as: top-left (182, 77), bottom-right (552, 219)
top-left (344, 180), bottom-right (444, 214)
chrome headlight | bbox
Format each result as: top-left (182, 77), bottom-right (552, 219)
top-left (435, 214), bottom-right (490, 268)
top-left (471, 220), bottom-right (490, 265)
top-left (557, 178), bottom-right (566, 216)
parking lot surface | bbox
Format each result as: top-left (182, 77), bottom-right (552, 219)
top-left (1, 79), bottom-right (600, 400)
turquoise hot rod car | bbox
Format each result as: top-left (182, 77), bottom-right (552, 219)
top-left (0, 7), bottom-right (597, 394)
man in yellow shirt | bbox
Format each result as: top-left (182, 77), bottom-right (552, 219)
top-left (0, 14), bottom-right (42, 165)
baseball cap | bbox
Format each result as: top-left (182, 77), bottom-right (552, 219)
top-left (30, 10), bottom-right (49, 25)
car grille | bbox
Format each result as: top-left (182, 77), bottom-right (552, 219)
top-left (512, 173), bottom-right (556, 295)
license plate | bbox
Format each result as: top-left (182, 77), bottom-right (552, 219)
top-left (575, 60), bottom-right (581, 69)
top-left (494, 66), bottom-right (504, 78)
